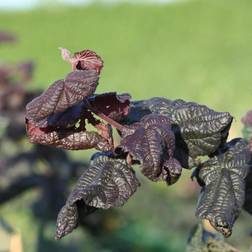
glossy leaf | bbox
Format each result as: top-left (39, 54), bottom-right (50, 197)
top-left (195, 138), bottom-right (251, 237)
top-left (117, 114), bottom-right (182, 184)
top-left (41, 102), bottom-right (86, 129)
top-left (126, 98), bottom-right (233, 160)
top-left (55, 203), bottom-right (97, 240)
top-left (43, 92), bottom-right (131, 129)
top-left (26, 70), bottom-right (99, 127)
top-left (159, 99), bottom-right (232, 158)
top-left (122, 97), bottom-right (172, 124)
top-left (55, 153), bottom-right (140, 239)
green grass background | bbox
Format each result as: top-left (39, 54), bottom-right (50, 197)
top-left (0, 0), bottom-right (252, 251)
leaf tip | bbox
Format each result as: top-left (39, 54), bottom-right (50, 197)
top-left (55, 204), bottom-right (78, 240)
top-left (59, 47), bottom-right (72, 61)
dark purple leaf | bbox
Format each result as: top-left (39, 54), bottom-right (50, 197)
top-left (195, 138), bottom-right (251, 237)
top-left (33, 92), bottom-right (130, 129)
top-left (125, 98), bottom-right (233, 163)
top-left (168, 100), bottom-right (232, 158)
top-left (26, 70), bottom-right (99, 127)
top-left (117, 114), bottom-right (182, 184)
top-left (122, 97), bottom-right (171, 124)
top-left (42, 102), bottom-right (85, 129)
top-left (89, 92), bottom-right (131, 121)
top-left (55, 153), bottom-right (140, 239)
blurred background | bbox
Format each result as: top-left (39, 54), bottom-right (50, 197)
top-left (0, 0), bottom-right (252, 251)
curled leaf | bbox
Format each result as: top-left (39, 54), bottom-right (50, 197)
top-left (125, 98), bottom-right (233, 166)
top-left (195, 138), bottom-right (251, 237)
top-left (26, 70), bottom-right (99, 127)
top-left (55, 202), bottom-right (96, 240)
top-left (30, 92), bottom-right (130, 130)
top-left (55, 204), bottom-right (79, 240)
top-left (60, 47), bottom-right (103, 74)
top-left (41, 102), bottom-right (86, 129)
top-left (167, 100), bottom-right (232, 158)
top-left (26, 120), bottom-right (112, 152)
top-left (74, 49), bottom-right (104, 74)
top-left (55, 153), bottom-right (140, 239)
top-left (117, 114), bottom-right (182, 184)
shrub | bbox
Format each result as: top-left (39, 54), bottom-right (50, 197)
top-left (25, 48), bottom-right (252, 244)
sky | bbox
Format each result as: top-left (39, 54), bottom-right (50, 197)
top-left (0, 0), bottom-right (178, 10)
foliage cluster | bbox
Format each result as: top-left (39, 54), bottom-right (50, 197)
top-left (25, 48), bottom-right (252, 244)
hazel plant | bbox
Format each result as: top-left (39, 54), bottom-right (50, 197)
top-left (25, 48), bottom-right (252, 240)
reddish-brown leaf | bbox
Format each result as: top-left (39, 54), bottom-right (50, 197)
top-left (26, 120), bottom-right (112, 152)
top-left (26, 70), bottom-right (99, 127)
